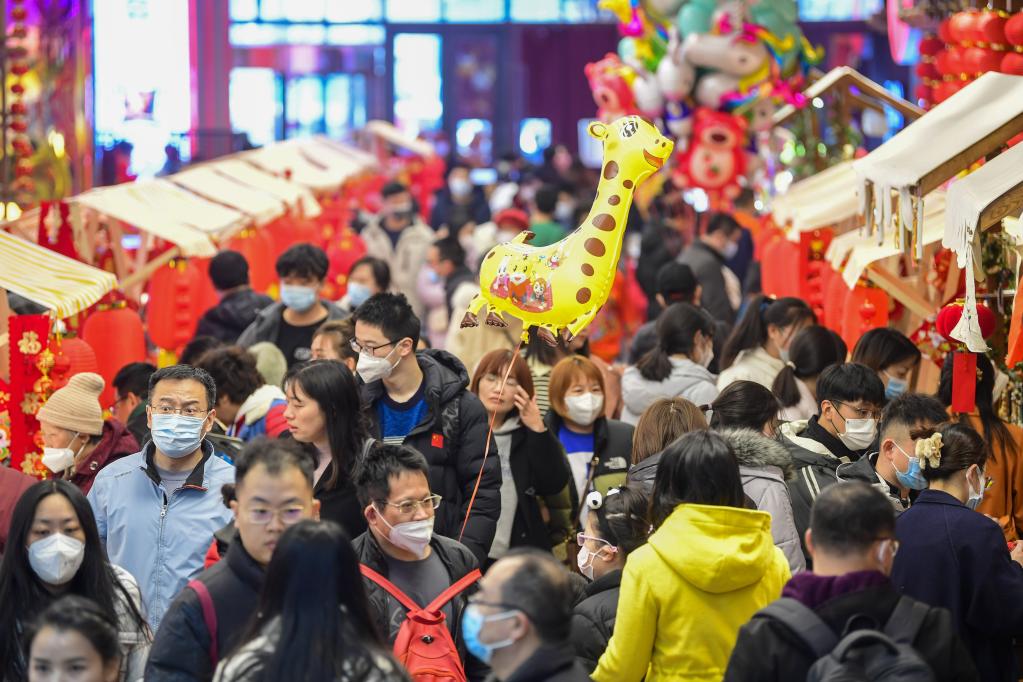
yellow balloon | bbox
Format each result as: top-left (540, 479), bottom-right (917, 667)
top-left (462, 116), bottom-right (673, 345)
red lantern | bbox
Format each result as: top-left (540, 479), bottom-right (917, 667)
top-left (9, 101), bottom-right (26, 116)
top-left (1002, 51), bottom-right (1023, 75)
top-left (10, 5), bottom-right (27, 20)
top-left (914, 83), bottom-right (932, 102)
top-left (919, 35), bottom-right (945, 56)
top-left (938, 17), bottom-right (954, 43)
top-left (190, 257), bottom-right (222, 318)
top-left (146, 260), bottom-right (206, 351)
top-left (81, 307), bottom-right (146, 407)
top-left (224, 229), bottom-right (276, 294)
top-left (842, 286), bottom-right (889, 351)
top-left (964, 46), bottom-right (1004, 74)
top-left (949, 11), bottom-right (978, 43)
top-left (822, 269), bottom-right (851, 332)
top-left (975, 11), bottom-right (1008, 45)
top-left (1006, 12), bottom-right (1023, 46)
top-left (915, 60), bottom-right (940, 80)
top-left (50, 337), bottom-right (99, 391)
top-left (936, 301), bottom-right (996, 413)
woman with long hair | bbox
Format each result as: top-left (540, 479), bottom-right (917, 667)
top-left (25, 596), bottom-right (123, 682)
top-left (938, 353), bottom-right (1023, 540)
top-left (621, 303), bottom-right (718, 425)
top-left (592, 431), bottom-right (789, 681)
top-left (470, 349), bottom-right (573, 559)
top-left (213, 520), bottom-right (405, 682)
top-left (852, 327), bottom-right (922, 400)
top-left (282, 360), bottom-right (369, 537)
top-left (0, 480), bottom-right (149, 682)
top-left (717, 296), bottom-right (816, 391)
top-left (772, 326), bottom-right (847, 422)
top-left (626, 397), bottom-right (708, 492)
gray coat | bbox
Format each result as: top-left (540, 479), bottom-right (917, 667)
top-left (720, 428), bottom-right (805, 573)
top-left (678, 241), bottom-right (736, 324)
top-left (620, 358), bottom-right (719, 426)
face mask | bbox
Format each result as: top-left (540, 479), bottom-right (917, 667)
top-left (151, 413), bottom-right (207, 458)
top-left (29, 533), bottom-right (85, 585)
top-left (346, 282), bottom-right (372, 308)
top-left (564, 393), bottom-right (604, 426)
top-left (830, 407), bottom-right (877, 451)
top-left (279, 284), bottom-right (318, 312)
top-left (891, 441), bottom-right (928, 491)
top-left (461, 604), bottom-right (519, 664)
top-left (967, 467), bottom-right (985, 510)
top-left (884, 374), bottom-right (908, 400)
top-left (555, 201), bottom-right (575, 222)
top-left (378, 514), bottom-right (434, 558)
top-left (41, 434), bottom-right (83, 473)
top-left (449, 178), bottom-right (472, 198)
top-left (778, 348), bottom-right (791, 364)
top-left (698, 342), bottom-right (714, 369)
top-left (356, 345), bottom-right (401, 384)
top-left (722, 240), bottom-right (739, 260)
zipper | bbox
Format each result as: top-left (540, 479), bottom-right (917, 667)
top-left (156, 491), bottom-right (169, 617)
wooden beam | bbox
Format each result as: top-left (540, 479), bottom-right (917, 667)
top-left (920, 115), bottom-right (1023, 195)
top-left (865, 264), bottom-right (934, 318)
top-left (119, 247), bottom-right (180, 294)
top-left (0, 287), bottom-right (9, 383)
top-left (978, 180), bottom-right (1023, 232)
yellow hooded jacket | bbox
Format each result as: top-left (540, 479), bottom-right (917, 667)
top-left (592, 503), bottom-right (790, 682)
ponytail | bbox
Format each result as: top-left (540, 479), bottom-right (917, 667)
top-left (636, 303), bottom-right (714, 381)
top-left (771, 325), bottom-right (846, 408)
top-left (772, 364), bottom-right (801, 408)
top-left (720, 296), bottom-right (816, 370)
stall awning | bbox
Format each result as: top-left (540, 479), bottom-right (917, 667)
top-left (365, 120), bottom-right (436, 157)
top-left (945, 140), bottom-right (1023, 254)
top-left (245, 138), bottom-right (375, 192)
top-left (171, 166), bottom-right (287, 227)
top-left (0, 230), bottom-right (118, 318)
top-left (207, 159), bottom-right (322, 218)
top-left (770, 162), bottom-right (860, 237)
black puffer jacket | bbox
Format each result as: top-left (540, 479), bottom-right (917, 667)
top-left (352, 531), bottom-right (488, 682)
top-left (626, 452), bottom-right (659, 494)
top-left (145, 534), bottom-right (264, 681)
top-left (570, 570), bottom-right (622, 673)
top-left (362, 350), bottom-right (501, 566)
top-left (195, 288), bottom-right (273, 343)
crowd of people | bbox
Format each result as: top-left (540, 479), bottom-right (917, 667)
top-left (4, 154), bottom-right (1023, 682)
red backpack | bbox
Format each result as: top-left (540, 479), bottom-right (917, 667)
top-left (360, 564), bottom-right (481, 682)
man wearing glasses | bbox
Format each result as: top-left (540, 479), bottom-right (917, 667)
top-left (353, 443), bottom-right (488, 682)
top-left (777, 363), bottom-right (885, 567)
top-left (146, 438), bottom-right (319, 681)
top-left (88, 365), bottom-right (235, 630)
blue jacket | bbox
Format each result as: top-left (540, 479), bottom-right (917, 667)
top-left (891, 489), bottom-right (1023, 682)
top-left (87, 441), bottom-right (235, 631)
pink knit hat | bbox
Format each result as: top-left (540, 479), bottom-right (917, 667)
top-left (36, 372), bottom-right (105, 436)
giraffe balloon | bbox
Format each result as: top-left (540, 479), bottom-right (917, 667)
top-left (462, 116), bottom-right (673, 345)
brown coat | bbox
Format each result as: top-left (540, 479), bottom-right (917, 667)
top-left (961, 412), bottom-right (1023, 541)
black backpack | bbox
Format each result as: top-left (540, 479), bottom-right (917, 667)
top-left (756, 596), bottom-right (936, 681)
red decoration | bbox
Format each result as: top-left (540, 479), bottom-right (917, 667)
top-left (9, 120), bottom-right (27, 133)
top-left (1006, 12), bottom-right (1023, 46)
top-left (50, 337), bottom-right (99, 390)
top-left (936, 302), bottom-right (996, 413)
top-left (9, 82), bottom-right (25, 95)
top-left (81, 307), bottom-right (146, 407)
top-left (1002, 52), bottom-right (1023, 75)
top-left (938, 17), bottom-right (954, 43)
top-left (10, 5), bottom-right (27, 20)
top-left (224, 229), bottom-right (276, 293)
top-left (8, 315), bottom-right (51, 476)
top-left (916, 61), bottom-right (940, 80)
top-left (964, 46), bottom-right (1004, 74)
top-left (322, 228), bottom-right (368, 301)
top-left (949, 11), bottom-right (978, 43)
top-left (9, 102), bottom-right (26, 116)
top-left (975, 11), bottom-right (1008, 45)
top-left (919, 35), bottom-right (945, 56)
top-left (146, 260), bottom-right (206, 352)
top-left (10, 63), bottom-right (28, 77)
top-left (841, 286), bottom-right (889, 351)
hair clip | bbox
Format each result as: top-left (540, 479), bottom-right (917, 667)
top-left (916, 432), bottom-right (943, 470)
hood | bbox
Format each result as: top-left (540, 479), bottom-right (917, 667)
top-left (628, 452), bottom-right (660, 485)
top-left (720, 428), bottom-right (795, 480)
top-left (620, 359), bottom-right (715, 415)
top-left (778, 419), bottom-right (836, 463)
top-left (236, 384), bottom-right (287, 426)
top-left (418, 349), bottom-right (470, 404)
top-left (650, 503), bottom-right (775, 593)
top-left (80, 419), bottom-right (140, 476)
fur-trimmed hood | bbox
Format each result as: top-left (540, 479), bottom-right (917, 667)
top-left (720, 427), bottom-right (796, 481)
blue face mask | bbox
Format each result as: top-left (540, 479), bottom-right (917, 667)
top-left (461, 604), bottom-right (518, 664)
top-left (151, 413), bottom-right (207, 459)
top-left (884, 374), bottom-right (908, 400)
top-left (346, 282), bottom-right (372, 308)
top-left (892, 441), bottom-right (928, 490)
top-left (279, 284), bottom-right (318, 312)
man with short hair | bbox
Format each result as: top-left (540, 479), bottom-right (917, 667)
top-left (778, 362), bottom-right (885, 564)
top-left (428, 235), bottom-right (476, 321)
top-left (465, 549), bottom-right (591, 681)
top-left (88, 365), bottom-right (235, 629)
top-left (353, 293), bottom-right (501, 566)
top-left (724, 482), bottom-right (978, 681)
top-left (838, 393), bottom-right (949, 511)
top-left (361, 181), bottom-right (436, 316)
top-left (527, 184), bottom-right (568, 248)
top-left (146, 437), bottom-right (320, 681)
top-left (112, 361), bottom-right (157, 446)
top-left (236, 243), bottom-right (346, 367)
top-left (353, 443), bottom-right (487, 681)
top-left (678, 212), bottom-right (743, 324)
top-left (195, 250), bottom-right (273, 343)
top-left (193, 346), bottom-right (288, 442)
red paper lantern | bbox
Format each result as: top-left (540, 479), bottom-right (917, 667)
top-left (322, 229), bottom-right (368, 301)
top-left (10, 5), bottom-right (27, 20)
top-left (936, 301), bottom-right (996, 341)
top-left (190, 257), bottom-right (222, 318)
top-left (919, 35), bottom-right (945, 56)
top-left (146, 260), bottom-right (206, 351)
top-left (9, 102), bottom-right (26, 116)
top-left (81, 307), bottom-right (146, 407)
top-left (50, 337), bottom-right (99, 391)
top-left (9, 120), bottom-right (28, 133)
top-left (914, 83), bottom-right (932, 102)
top-left (974, 11), bottom-right (1008, 44)
top-left (915, 61), bottom-right (940, 80)
top-left (964, 46), bottom-right (1004, 74)
top-left (224, 229), bottom-right (276, 294)
top-left (938, 17), bottom-right (954, 43)
top-left (949, 11), bottom-right (978, 43)
top-left (1002, 51), bottom-right (1023, 75)
top-left (823, 270), bottom-right (851, 332)
top-left (1006, 12), bottom-right (1023, 46)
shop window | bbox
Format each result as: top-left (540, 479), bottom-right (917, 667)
top-left (393, 33), bottom-right (443, 137)
top-left (519, 118), bottom-right (552, 162)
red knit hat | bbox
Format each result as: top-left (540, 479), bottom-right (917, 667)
top-left (493, 208), bottom-right (530, 232)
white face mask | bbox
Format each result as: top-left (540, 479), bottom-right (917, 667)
top-left (29, 533), bottom-right (85, 585)
top-left (833, 413), bottom-right (877, 451)
top-left (41, 434), bottom-right (84, 473)
top-left (697, 340), bottom-right (714, 369)
top-left (565, 393), bottom-right (604, 426)
top-left (378, 515), bottom-right (434, 559)
top-left (722, 240), bottom-right (739, 260)
top-left (576, 539), bottom-right (615, 581)
top-left (356, 345), bottom-right (402, 384)
top-left (967, 467), bottom-right (986, 511)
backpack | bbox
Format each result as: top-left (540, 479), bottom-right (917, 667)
top-left (757, 596), bottom-right (935, 681)
top-left (360, 564), bottom-right (481, 681)
top-left (188, 580), bottom-right (219, 666)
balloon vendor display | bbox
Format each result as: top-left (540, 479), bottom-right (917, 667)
top-left (589, 0), bottom-right (822, 201)
top-left (462, 116), bottom-right (673, 345)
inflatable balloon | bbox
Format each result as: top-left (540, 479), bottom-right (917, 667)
top-left (585, 54), bottom-right (640, 123)
top-left (676, 0), bottom-right (715, 37)
top-left (628, 60), bottom-right (666, 117)
top-left (695, 72), bottom-right (740, 108)
top-left (462, 116), bottom-right (673, 345)
top-left (656, 29), bottom-right (696, 100)
top-left (674, 108), bottom-right (748, 201)
top-left (683, 30), bottom-right (770, 78)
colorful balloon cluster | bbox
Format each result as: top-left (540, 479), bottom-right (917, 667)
top-left (918, 9), bottom-right (1023, 106)
top-left (587, 0), bottom-right (821, 202)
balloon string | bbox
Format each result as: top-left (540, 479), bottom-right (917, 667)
top-left (459, 339), bottom-right (524, 543)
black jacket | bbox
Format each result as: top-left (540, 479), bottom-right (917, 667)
top-left (487, 644), bottom-right (593, 682)
top-left (145, 534), bottom-right (264, 681)
top-left (544, 411), bottom-right (633, 501)
top-left (836, 451), bottom-right (909, 513)
top-left (195, 288), bottom-right (274, 343)
top-left (235, 300), bottom-right (347, 349)
top-left (430, 187), bottom-right (491, 231)
top-left (626, 452), bottom-right (659, 494)
top-left (362, 350), bottom-right (501, 566)
top-left (678, 241), bottom-right (736, 325)
top-left (314, 461), bottom-right (368, 538)
top-left (353, 531), bottom-right (488, 682)
top-left (500, 426), bottom-right (573, 551)
top-left (636, 219), bottom-right (684, 320)
top-left (125, 403), bottom-right (150, 450)
top-left (724, 583), bottom-right (979, 682)
top-left (570, 570), bottom-right (621, 673)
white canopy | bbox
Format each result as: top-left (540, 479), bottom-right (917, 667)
top-left (207, 159), bottom-right (322, 218)
top-left (170, 167), bottom-right (287, 226)
top-left (245, 137), bottom-right (375, 192)
top-left (771, 162), bottom-right (861, 239)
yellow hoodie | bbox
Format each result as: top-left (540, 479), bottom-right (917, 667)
top-left (592, 503), bottom-right (790, 682)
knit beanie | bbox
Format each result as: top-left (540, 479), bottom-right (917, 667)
top-left (36, 372), bottom-right (105, 436)
top-left (249, 342), bottom-right (287, 389)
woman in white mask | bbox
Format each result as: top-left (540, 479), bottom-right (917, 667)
top-left (337, 256), bottom-right (391, 315)
top-left (547, 356), bottom-right (635, 516)
top-left (570, 485), bottom-right (650, 674)
top-left (620, 303), bottom-right (719, 425)
top-left (717, 295), bottom-right (816, 392)
top-left (0, 480), bottom-right (150, 682)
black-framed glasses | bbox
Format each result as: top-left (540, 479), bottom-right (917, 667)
top-left (350, 338), bottom-right (396, 354)
top-left (831, 400), bottom-right (881, 421)
top-left (375, 494), bottom-right (442, 516)
top-left (149, 404), bottom-right (209, 419)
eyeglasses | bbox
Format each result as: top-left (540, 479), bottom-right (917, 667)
top-left (831, 401), bottom-right (881, 421)
top-left (479, 373), bottom-right (520, 389)
top-left (149, 404), bottom-right (209, 418)
top-left (350, 338), bottom-right (396, 354)
top-left (576, 532), bottom-right (616, 550)
top-left (376, 494), bottom-right (442, 516)
top-left (243, 506), bottom-right (307, 525)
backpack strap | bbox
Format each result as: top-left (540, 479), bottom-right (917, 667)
top-left (187, 580), bottom-right (218, 665)
top-left (756, 597), bottom-right (839, 658)
top-left (360, 564), bottom-right (422, 613)
top-left (883, 595), bottom-right (930, 645)
top-left (425, 568), bottom-right (482, 613)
